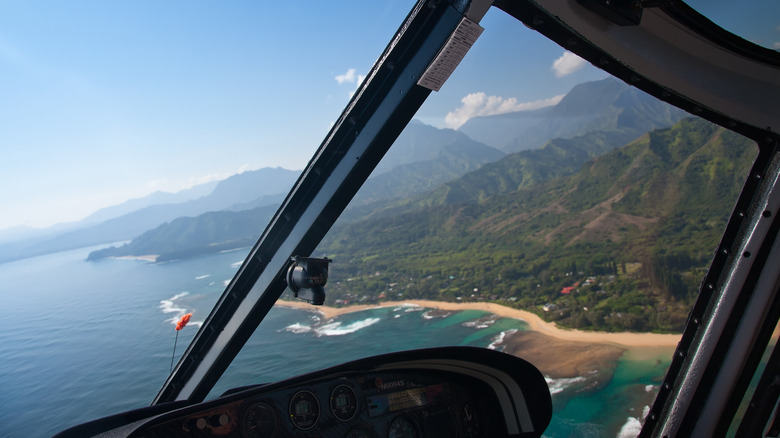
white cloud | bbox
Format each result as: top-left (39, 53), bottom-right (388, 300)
top-left (335, 68), bottom-right (367, 97)
top-left (335, 68), bottom-right (357, 84)
top-left (552, 51), bottom-right (587, 78)
top-left (444, 93), bottom-right (565, 129)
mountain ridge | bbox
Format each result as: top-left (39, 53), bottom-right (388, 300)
top-left (459, 77), bottom-right (685, 153)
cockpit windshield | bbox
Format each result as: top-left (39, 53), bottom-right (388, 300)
top-left (1, 1), bottom-right (779, 438)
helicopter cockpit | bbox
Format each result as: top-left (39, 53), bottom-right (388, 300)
top-left (55, 0), bottom-right (780, 437)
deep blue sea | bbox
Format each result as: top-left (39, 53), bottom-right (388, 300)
top-left (0, 246), bottom-right (671, 437)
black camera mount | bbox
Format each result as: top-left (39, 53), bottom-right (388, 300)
top-left (285, 256), bottom-right (332, 305)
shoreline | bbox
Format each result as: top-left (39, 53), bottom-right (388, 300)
top-left (275, 299), bottom-right (681, 348)
top-left (113, 254), bottom-right (158, 262)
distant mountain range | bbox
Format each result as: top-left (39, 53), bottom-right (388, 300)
top-left (79, 181), bottom-right (221, 226)
top-left (0, 168), bottom-right (300, 263)
top-left (0, 77), bottom-right (687, 265)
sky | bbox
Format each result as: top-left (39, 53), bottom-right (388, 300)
top-left (1, 1), bottom-right (778, 232)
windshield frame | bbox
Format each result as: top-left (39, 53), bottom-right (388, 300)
top-left (153, 0), bottom-right (493, 404)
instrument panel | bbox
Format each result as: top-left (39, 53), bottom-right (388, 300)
top-left (58, 347), bottom-right (551, 438)
top-left (141, 370), bottom-right (502, 437)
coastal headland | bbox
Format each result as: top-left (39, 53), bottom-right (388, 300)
top-left (276, 299), bottom-right (680, 379)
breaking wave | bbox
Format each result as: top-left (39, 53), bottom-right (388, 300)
top-left (545, 376), bottom-right (587, 395)
top-left (159, 292), bottom-right (189, 314)
top-left (422, 309), bottom-right (452, 319)
top-left (392, 304), bottom-right (423, 313)
top-left (422, 310), bottom-right (452, 320)
top-left (159, 292), bottom-right (202, 328)
top-left (617, 416), bottom-right (643, 438)
top-left (315, 318), bottom-right (381, 336)
top-left (195, 274), bottom-right (210, 280)
top-left (284, 323), bottom-right (313, 334)
top-left (487, 329), bottom-right (518, 350)
top-left (282, 317), bottom-right (381, 337)
top-left (462, 316), bottom-right (497, 329)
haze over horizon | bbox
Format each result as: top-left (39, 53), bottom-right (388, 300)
top-left (1, 1), bottom-right (777, 232)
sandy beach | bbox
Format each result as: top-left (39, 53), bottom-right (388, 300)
top-left (275, 299), bottom-right (680, 379)
top-left (275, 299), bottom-right (681, 348)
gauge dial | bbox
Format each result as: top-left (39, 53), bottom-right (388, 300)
top-left (242, 402), bottom-right (276, 438)
top-left (388, 415), bottom-right (419, 438)
top-left (331, 384), bottom-right (359, 421)
top-left (289, 390), bottom-right (320, 430)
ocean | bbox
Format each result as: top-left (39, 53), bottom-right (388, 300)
top-left (0, 245), bottom-right (671, 437)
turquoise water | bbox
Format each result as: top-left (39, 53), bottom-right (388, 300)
top-left (0, 246), bottom-right (671, 437)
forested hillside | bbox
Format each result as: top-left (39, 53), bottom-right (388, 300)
top-left (317, 118), bottom-right (755, 332)
top-left (87, 205), bottom-right (277, 262)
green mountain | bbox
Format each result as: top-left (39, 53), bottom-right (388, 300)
top-left (459, 77), bottom-right (686, 153)
top-left (87, 205), bottom-right (277, 262)
top-left (392, 129), bottom-right (629, 213)
top-left (317, 118), bottom-right (755, 332)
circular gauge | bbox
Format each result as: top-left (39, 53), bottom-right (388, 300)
top-left (242, 402), bottom-right (276, 438)
top-left (289, 390), bottom-right (320, 430)
top-left (330, 384), bottom-right (359, 421)
top-left (388, 416), bottom-right (419, 438)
